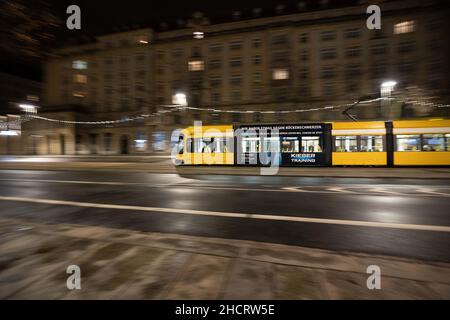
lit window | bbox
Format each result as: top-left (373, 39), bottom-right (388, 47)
top-left (446, 134), bottom-right (450, 151)
top-left (394, 21), bottom-right (415, 34)
top-left (360, 136), bottom-right (383, 152)
top-left (73, 92), bottom-right (86, 98)
top-left (301, 137), bottom-right (322, 152)
top-left (193, 31), bottom-right (204, 39)
top-left (396, 135), bottom-right (420, 151)
top-left (188, 60), bottom-right (204, 71)
top-left (281, 137), bottom-right (300, 153)
top-left (335, 136), bottom-right (358, 152)
top-left (73, 74), bottom-right (87, 84)
top-left (272, 68), bottom-right (289, 80)
top-left (72, 60), bottom-right (87, 70)
top-left (422, 134), bottom-right (445, 152)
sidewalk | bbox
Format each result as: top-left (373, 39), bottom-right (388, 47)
top-left (1, 218), bottom-right (449, 299)
top-left (1, 157), bottom-right (450, 179)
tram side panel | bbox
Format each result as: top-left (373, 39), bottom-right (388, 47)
top-left (393, 120), bottom-right (450, 166)
top-left (331, 121), bottom-right (388, 166)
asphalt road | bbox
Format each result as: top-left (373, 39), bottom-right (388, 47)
top-left (0, 170), bottom-right (449, 262)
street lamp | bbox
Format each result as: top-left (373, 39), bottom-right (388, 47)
top-left (172, 93), bottom-right (188, 107)
top-left (380, 81), bottom-right (397, 98)
top-left (18, 104), bottom-right (38, 114)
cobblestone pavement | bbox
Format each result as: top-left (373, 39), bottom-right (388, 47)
top-left (1, 218), bottom-right (449, 299)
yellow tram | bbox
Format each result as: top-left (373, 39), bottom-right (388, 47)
top-left (175, 119), bottom-right (450, 167)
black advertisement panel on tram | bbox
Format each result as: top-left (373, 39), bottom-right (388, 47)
top-left (236, 123), bottom-right (332, 167)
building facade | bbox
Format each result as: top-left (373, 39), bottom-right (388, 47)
top-left (21, 0), bottom-right (450, 155)
top-left (0, 72), bottom-right (41, 154)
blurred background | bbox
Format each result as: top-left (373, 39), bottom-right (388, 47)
top-left (0, 0), bottom-right (449, 155)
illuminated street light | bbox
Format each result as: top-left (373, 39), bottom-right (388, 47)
top-left (172, 93), bottom-right (188, 107)
top-left (381, 81), bottom-right (397, 97)
top-left (19, 104), bottom-right (38, 113)
top-left (0, 130), bottom-right (18, 136)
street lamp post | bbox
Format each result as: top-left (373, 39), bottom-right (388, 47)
top-left (380, 81), bottom-right (397, 119)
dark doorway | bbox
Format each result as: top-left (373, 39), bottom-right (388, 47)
top-left (120, 135), bottom-right (129, 154)
top-left (89, 133), bottom-right (97, 154)
top-left (60, 134), bottom-right (66, 155)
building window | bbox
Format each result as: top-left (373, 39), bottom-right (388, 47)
top-left (300, 50), bottom-right (309, 61)
top-left (396, 135), bottom-right (420, 151)
top-left (209, 43), bottom-right (223, 52)
top-left (320, 48), bottom-right (337, 60)
top-left (104, 133), bottom-right (113, 152)
top-left (156, 51), bottom-right (165, 60)
top-left (209, 77), bottom-right (222, 87)
top-left (272, 34), bottom-right (288, 45)
top-left (211, 92), bottom-right (221, 104)
top-left (299, 33), bottom-right (309, 43)
top-left (188, 60), bottom-right (204, 71)
top-left (230, 74), bottom-right (242, 85)
top-left (344, 28), bottom-right (361, 39)
top-left (394, 20), bottom-right (415, 34)
top-left (136, 70), bottom-right (146, 79)
top-left (231, 90), bottom-right (241, 102)
top-left (252, 38), bottom-right (262, 48)
top-left (209, 59), bottom-right (222, 69)
top-left (320, 67), bottom-right (336, 79)
top-left (398, 41), bottom-right (416, 54)
top-left (345, 46), bottom-right (361, 58)
top-left (252, 55), bottom-right (262, 66)
top-left (345, 65), bottom-right (361, 78)
top-left (272, 68), bottom-right (289, 80)
top-left (253, 73), bottom-right (262, 84)
top-left (230, 57), bottom-right (242, 67)
top-left (320, 31), bottom-right (336, 41)
top-left (135, 131), bottom-right (147, 151)
top-left (398, 62), bottom-right (415, 74)
top-left (370, 44), bottom-right (387, 55)
top-left (335, 136), bottom-right (358, 152)
top-left (73, 74), bottom-right (87, 84)
top-left (323, 84), bottom-right (335, 97)
top-left (229, 40), bottom-right (242, 50)
top-left (299, 68), bottom-right (309, 80)
top-left (371, 64), bottom-right (386, 79)
top-left (72, 60), bottom-right (87, 70)
top-left (172, 48), bottom-right (184, 58)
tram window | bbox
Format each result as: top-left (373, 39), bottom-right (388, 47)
top-left (446, 134), bottom-right (450, 151)
top-left (261, 137), bottom-right (280, 152)
top-left (214, 138), bottom-right (233, 153)
top-left (422, 134), bottom-right (445, 152)
top-left (186, 138), bottom-right (193, 153)
top-left (242, 137), bottom-right (259, 153)
top-left (281, 137), bottom-right (300, 153)
top-left (177, 136), bottom-right (184, 154)
top-left (335, 136), bottom-right (357, 152)
top-left (302, 136), bottom-right (322, 152)
top-left (396, 135), bottom-right (420, 151)
top-left (193, 138), bottom-right (214, 153)
top-left (360, 136), bottom-right (383, 152)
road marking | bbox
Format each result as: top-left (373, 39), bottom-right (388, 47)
top-left (0, 195), bottom-right (449, 233)
top-left (0, 178), bottom-right (449, 197)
